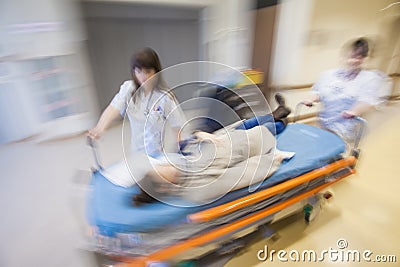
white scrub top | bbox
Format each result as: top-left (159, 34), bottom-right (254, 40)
top-left (110, 80), bottom-right (185, 157)
top-left (312, 69), bottom-right (382, 140)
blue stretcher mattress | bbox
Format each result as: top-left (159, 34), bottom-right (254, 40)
top-left (88, 124), bottom-right (345, 236)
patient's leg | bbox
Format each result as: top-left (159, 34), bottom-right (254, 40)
top-left (235, 115), bottom-right (288, 135)
top-left (235, 94), bottom-right (291, 134)
top-left (272, 93), bottom-right (291, 120)
top-left (235, 115), bottom-right (274, 130)
top-left (274, 119), bottom-right (288, 134)
top-left (236, 115), bottom-right (287, 135)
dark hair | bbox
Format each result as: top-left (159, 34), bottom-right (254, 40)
top-left (130, 47), bottom-right (175, 103)
top-left (131, 47), bottom-right (164, 88)
top-left (131, 47), bottom-right (162, 73)
top-left (351, 38), bottom-right (369, 58)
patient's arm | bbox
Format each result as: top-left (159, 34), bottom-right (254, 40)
top-left (193, 131), bottom-right (223, 143)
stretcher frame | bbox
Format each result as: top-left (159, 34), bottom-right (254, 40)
top-left (87, 110), bottom-right (366, 267)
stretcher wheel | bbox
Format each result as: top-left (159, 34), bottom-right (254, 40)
top-left (303, 204), bottom-right (313, 223)
top-left (303, 201), bottom-right (321, 223)
top-left (323, 191), bottom-right (333, 199)
top-left (176, 260), bottom-right (197, 267)
top-left (351, 148), bottom-right (360, 159)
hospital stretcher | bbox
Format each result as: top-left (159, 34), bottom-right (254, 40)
top-left (85, 114), bottom-right (366, 267)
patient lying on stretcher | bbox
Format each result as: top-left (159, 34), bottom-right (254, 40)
top-left (128, 94), bottom-right (295, 205)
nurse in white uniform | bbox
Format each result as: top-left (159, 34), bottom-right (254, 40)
top-left (88, 47), bottom-right (185, 158)
top-left (303, 38), bottom-right (383, 142)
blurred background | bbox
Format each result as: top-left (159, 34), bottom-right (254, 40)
top-left (1, 0), bottom-right (399, 142)
top-left (0, 0), bottom-right (399, 266)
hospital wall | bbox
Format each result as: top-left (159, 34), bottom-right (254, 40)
top-left (1, 0), bottom-right (399, 143)
top-left (269, 0), bottom-right (400, 115)
top-left (82, 2), bottom-right (202, 110)
top-left (271, 0), bottom-right (400, 86)
top-left (0, 0), bottom-right (98, 143)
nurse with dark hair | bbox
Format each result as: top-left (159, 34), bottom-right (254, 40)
top-left (88, 47), bottom-right (185, 157)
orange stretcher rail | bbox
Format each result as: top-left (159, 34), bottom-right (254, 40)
top-left (115, 161), bottom-right (356, 267)
top-left (188, 156), bottom-right (356, 223)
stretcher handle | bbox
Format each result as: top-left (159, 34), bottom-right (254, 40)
top-left (86, 136), bottom-right (103, 171)
top-left (293, 101), bottom-right (318, 123)
top-left (293, 102), bottom-right (304, 123)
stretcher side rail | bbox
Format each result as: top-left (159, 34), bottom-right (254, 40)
top-left (187, 156), bottom-right (356, 223)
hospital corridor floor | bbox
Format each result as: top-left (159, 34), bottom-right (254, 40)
top-left (0, 102), bottom-right (399, 267)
